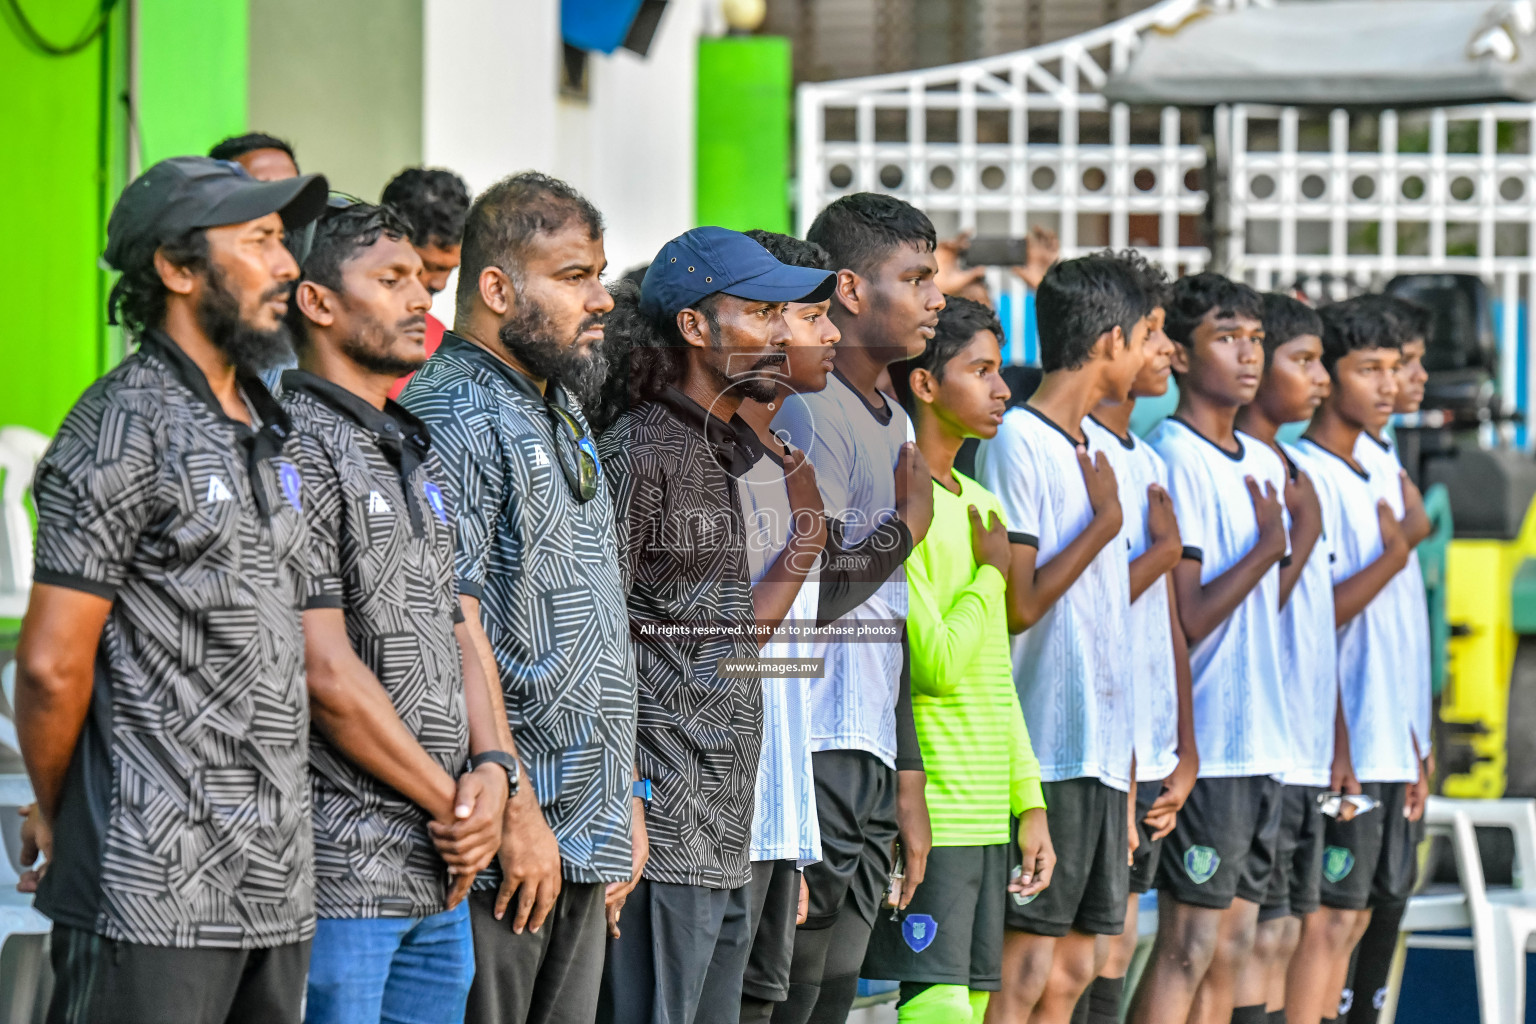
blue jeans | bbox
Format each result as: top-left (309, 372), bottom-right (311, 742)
top-left (306, 902), bottom-right (475, 1024)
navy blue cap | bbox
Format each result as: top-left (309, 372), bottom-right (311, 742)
top-left (640, 226), bottom-right (835, 320)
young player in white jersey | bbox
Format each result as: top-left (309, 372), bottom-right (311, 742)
top-left (1231, 293), bottom-right (1340, 1024)
top-left (1075, 259), bottom-right (1199, 1024)
top-left (1285, 297), bottom-right (1428, 1024)
top-left (973, 253), bottom-right (1154, 1024)
top-left (1334, 295), bottom-right (1434, 1024)
top-left (1133, 274), bottom-right (1291, 1024)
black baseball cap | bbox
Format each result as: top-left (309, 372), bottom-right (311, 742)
top-left (103, 156), bottom-right (329, 270)
top-left (640, 226), bottom-right (835, 321)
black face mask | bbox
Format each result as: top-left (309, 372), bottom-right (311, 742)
top-left (498, 297), bottom-right (609, 410)
top-left (197, 263), bottom-right (296, 375)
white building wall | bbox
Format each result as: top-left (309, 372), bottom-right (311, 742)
top-left (422, 0), bottom-right (702, 323)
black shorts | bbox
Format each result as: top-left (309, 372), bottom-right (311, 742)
top-left (1129, 780), bottom-right (1166, 896)
top-left (1156, 775), bottom-right (1283, 910)
top-left (743, 859), bottom-right (802, 1002)
top-left (46, 925), bottom-right (310, 1024)
top-left (801, 750), bottom-right (898, 930)
top-left (1005, 778), bottom-right (1129, 937)
top-left (1259, 785), bottom-right (1327, 921)
top-left (1319, 782), bottom-right (1420, 911)
top-left (862, 844), bottom-right (1008, 989)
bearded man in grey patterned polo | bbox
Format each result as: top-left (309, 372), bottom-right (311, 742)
top-left (400, 172), bottom-right (638, 1024)
top-left (15, 157), bottom-right (327, 1023)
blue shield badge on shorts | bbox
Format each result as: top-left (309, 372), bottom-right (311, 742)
top-left (1183, 845), bottom-right (1220, 884)
top-left (1323, 846), bottom-right (1355, 883)
top-left (278, 462), bottom-right (302, 512)
top-left (902, 913), bottom-right (937, 953)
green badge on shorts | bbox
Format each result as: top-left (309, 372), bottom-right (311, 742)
top-left (1183, 845), bottom-right (1220, 884)
top-left (1323, 846), bottom-right (1356, 883)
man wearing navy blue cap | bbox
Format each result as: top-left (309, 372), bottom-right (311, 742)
top-left (14, 155), bottom-right (327, 1023)
top-left (593, 227), bottom-right (834, 1024)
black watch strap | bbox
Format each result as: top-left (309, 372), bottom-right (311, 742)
top-left (469, 750), bottom-right (521, 797)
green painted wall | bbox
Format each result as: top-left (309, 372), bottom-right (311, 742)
top-left (696, 36), bottom-right (791, 234)
top-left (0, 1), bottom-right (128, 435)
top-left (136, 0), bottom-right (249, 166)
top-left (0, 0), bottom-right (250, 438)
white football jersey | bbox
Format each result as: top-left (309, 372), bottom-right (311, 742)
top-left (736, 436), bottom-right (823, 865)
top-left (1295, 437), bottom-right (1420, 783)
top-left (1147, 418), bottom-right (1293, 779)
top-left (1277, 442), bottom-right (1340, 787)
top-left (1082, 415), bottom-right (1180, 783)
top-left (1354, 432), bottom-right (1433, 758)
top-left (975, 406), bottom-right (1133, 790)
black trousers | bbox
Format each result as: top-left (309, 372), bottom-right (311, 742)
top-left (46, 924), bottom-right (310, 1024)
top-left (467, 882), bottom-right (608, 1024)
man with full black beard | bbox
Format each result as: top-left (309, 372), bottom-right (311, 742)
top-left (592, 227), bottom-right (834, 1024)
top-left (14, 156), bottom-right (327, 1023)
top-left (399, 172), bottom-right (635, 1024)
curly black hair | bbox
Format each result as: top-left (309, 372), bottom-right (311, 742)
top-left (806, 193), bottom-right (936, 278)
top-left (380, 167), bottom-right (471, 250)
top-left (1164, 272), bottom-right (1264, 348)
top-left (589, 279), bottom-right (721, 434)
top-left (106, 228), bottom-right (209, 337)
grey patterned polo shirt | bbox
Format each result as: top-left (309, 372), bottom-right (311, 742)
top-left (399, 332), bottom-right (636, 886)
top-left (599, 388), bottom-right (761, 890)
top-left (281, 371), bottom-right (471, 919)
top-left (31, 330), bottom-right (314, 949)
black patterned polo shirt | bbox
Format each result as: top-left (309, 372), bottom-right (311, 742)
top-left (30, 329), bottom-right (314, 949)
top-left (598, 387), bottom-right (761, 890)
top-left (280, 371), bottom-right (471, 919)
top-left (399, 332), bottom-right (637, 886)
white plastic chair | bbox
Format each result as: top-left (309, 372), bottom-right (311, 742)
top-left (1402, 796), bottom-right (1536, 1022)
top-left (0, 427), bottom-right (48, 621)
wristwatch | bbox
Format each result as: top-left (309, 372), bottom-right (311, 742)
top-left (633, 779), bottom-right (653, 803)
top-left (469, 750), bottom-right (521, 799)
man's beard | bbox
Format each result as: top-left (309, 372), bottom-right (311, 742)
top-left (498, 297), bottom-right (609, 408)
top-left (712, 348), bottom-right (785, 404)
top-left (196, 265), bottom-right (296, 375)
top-left (339, 309), bottom-right (429, 378)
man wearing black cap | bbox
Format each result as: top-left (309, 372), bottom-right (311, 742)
top-left (592, 226), bottom-right (834, 1024)
top-left (12, 156), bottom-right (328, 1022)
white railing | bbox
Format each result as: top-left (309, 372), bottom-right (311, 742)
top-left (796, 0), bottom-right (1536, 438)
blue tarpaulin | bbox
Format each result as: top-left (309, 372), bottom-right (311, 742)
top-left (563, 0), bottom-right (646, 53)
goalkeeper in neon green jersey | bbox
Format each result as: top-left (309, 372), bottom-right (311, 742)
top-left (862, 297), bottom-right (1054, 1023)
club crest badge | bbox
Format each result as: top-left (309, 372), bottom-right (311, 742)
top-left (1323, 846), bottom-right (1355, 883)
top-left (423, 481), bottom-right (448, 524)
top-left (278, 463), bottom-right (302, 512)
top-left (902, 913), bottom-right (938, 953)
top-left (1183, 845), bottom-right (1220, 884)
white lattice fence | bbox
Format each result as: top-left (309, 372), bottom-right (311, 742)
top-left (796, 0), bottom-right (1536, 431)
top-left (796, 0), bottom-right (1210, 358)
